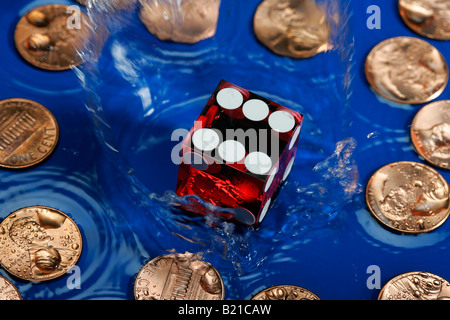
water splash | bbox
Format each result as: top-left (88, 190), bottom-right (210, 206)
top-left (75, 0), bottom-right (358, 289)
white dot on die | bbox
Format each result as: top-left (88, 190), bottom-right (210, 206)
top-left (245, 152), bottom-right (273, 175)
top-left (259, 198), bottom-right (272, 223)
top-left (218, 140), bottom-right (246, 163)
top-left (216, 88), bottom-right (243, 110)
top-left (268, 111), bottom-right (295, 133)
top-left (289, 126), bottom-right (301, 150)
top-left (192, 128), bottom-right (220, 151)
top-left (233, 207), bottom-right (256, 226)
top-left (242, 99), bottom-right (269, 121)
top-left (264, 167), bottom-right (278, 192)
top-left (282, 157), bottom-right (295, 182)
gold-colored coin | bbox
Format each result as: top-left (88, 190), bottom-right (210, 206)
top-left (0, 98), bottom-right (59, 169)
top-left (0, 275), bottom-right (22, 300)
top-left (251, 285), bottom-right (320, 300)
top-left (139, 0), bottom-right (221, 44)
top-left (14, 4), bottom-right (88, 71)
top-left (0, 206), bottom-right (83, 282)
top-left (411, 100), bottom-right (450, 170)
top-left (253, 0), bottom-right (330, 59)
top-left (399, 0), bottom-right (450, 40)
top-left (378, 271), bottom-right (450, 300)
top-left (134, 252), bottom-right (225, 300)
top-left (366, 161), bottom-right (450, 233)
top-left (365, 36), bottom-right (448, 104)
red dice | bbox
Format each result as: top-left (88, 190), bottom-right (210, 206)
top-left (176, 80), bottom-right (303, 227)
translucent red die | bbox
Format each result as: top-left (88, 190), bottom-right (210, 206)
top-left (176, 80), bottom-right (303, 226)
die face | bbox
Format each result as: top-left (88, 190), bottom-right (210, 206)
top-left (176, 80), bottom-right (303, 226)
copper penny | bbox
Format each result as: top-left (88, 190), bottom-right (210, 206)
top-left (251, 285), bottom-right (320, 300)
top-left (14, 4), bottom-right (88, 71)
top-left (366, 161), bottom-right (450, 233)
top-left (134, 252), bottom-right (225, 300)
top-left (139, 0), bottom-right (221, 44)
top-left (253, 0), bottom-right (330, 59)
top-left (0, 206), bottom-right (83, 282)
top-left (378, 271), bottom-right (450, 300)
top-left (365, 36), bottom-right (448, 104)
top-left (399, 0), bottom-right (450, 40)
top-left (411, 100), bottom-right (450, 170)
top-left (0, 275), bottom-right (22, 300)
top-left (0, 98), bottom-right (59, 169)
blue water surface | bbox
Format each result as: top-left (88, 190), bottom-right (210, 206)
top-left (0, 0), bottom-right (450, 300)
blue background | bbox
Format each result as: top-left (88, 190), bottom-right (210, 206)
top-left (0, 0), bottom-right (449, 300)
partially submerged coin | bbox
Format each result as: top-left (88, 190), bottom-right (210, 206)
top-left (0, 275), bottom-right (22, 300)
top-left (378, 271), bottom-right (450, 300)
top-left (139, 0), bottom-right (221, 44)
top-left (0, 98), bottom-right (59, 169)
top-left (411, 100), bottom-right (450, 170)
top-left (251, 285), bottom-right (320, 300)
top-left (365, 36), bottom-right (448, 104)
top-left (14, 4), bottom-right (88, 71)
top-left (134, 252), bottom-right (224, 300)
top-left (399, 0), bottom-right (450, 40)
top-left (366, 161), bottom-right (450, 233)
top-left (0, 206), bottom-right (83, 281)
top-left (253, 0), bottom-right (330, 59)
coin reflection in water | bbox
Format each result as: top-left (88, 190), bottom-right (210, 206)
top-left (378, 271), bottom-right (450, 300)
top-left (399, 0), bottom-right (450, 40)
top-left (253, 0), bottom-right (330, 59)
top-left (365, 36), bottom-right (448, 104)
top-left (411, 100), bottom-right (450, 170)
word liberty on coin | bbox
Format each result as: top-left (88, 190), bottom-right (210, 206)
top-left (0, 206), bottom-right (83, 281)
top-left (411, 100), bottom-right (450, 170)
top-left (366, 161), bottom-right (450, 233)
top-left (399, 0), bottom-right (450, 40)
top-left (134, 252), bottom-right (225, 300)
top-left (14, 4), bottom-right (88, 71)
top-left (251, 285), bottom-right (320, 300)
top-left (378, 271), bottom-right (450, 300)
top-left (365, 36), bottom-right (448, 104)
top-left (0, 98), bottom-right (59, 169)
